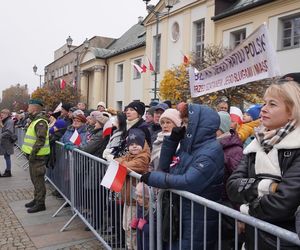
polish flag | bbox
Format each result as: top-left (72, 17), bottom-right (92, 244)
top-left (131, 62), bottom-right (145, 74)
top-left (60, 79), bottom-right (66, 89)
top-left (69, 129), bottom-right (81, 145)
top-left (141, 63), bottom-right (147, 73)
top-left (72, 79), bottom-right (76, 88)
top-left (230, 106), bottom-right (243, 124)
top-left (146, 56), bottom-right (154, 72)
top-left (103, 119), bottom-right (113, 137)
top-left (101, 160), bottom-right (127, 192)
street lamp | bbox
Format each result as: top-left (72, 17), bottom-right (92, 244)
top-left (66, 36), bottom-right (90, 94)
top-left (32, 64), bottom-right (43, 88)
top-left (143, 0), bottom-right (175, 101)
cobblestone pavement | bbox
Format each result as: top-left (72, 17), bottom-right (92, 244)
top-left (0, 187), bottom-right (36, 250)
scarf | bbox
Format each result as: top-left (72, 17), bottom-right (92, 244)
top-left (126, 118), bottom-right (140, 130)
top-left (255, 119), bottom-right (296, 153)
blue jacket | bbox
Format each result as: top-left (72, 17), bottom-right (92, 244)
top-left (60, 125), bottom-right (88, 148)
top-left (148, 104), bottom-right (224, 249)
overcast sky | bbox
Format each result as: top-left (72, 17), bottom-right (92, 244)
top-left (0, 0), bottom-right (159, 98)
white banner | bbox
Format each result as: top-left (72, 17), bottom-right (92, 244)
top-left (189, 24), bottom-right (280, 98)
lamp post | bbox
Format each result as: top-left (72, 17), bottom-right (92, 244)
top-left (142, 0), bottom-right (175, 101)
top-left (32, 64), bottom-right (43, 88)
top-left (66, 36), bottom-right (90, 95)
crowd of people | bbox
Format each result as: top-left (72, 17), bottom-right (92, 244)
top-left (1, 73), bottom-right (300, 249)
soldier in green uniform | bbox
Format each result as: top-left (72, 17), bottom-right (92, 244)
top-left (22, 99), bottom-right (50, 213)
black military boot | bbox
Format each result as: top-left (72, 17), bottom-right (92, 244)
top-left (27, 204), bottom-right (46, 213)
top-left (1, 170), bottom-right (11, 177)
top-left (25, 200), bottom-right (36, 208)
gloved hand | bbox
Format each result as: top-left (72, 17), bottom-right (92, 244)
top-left (130, 217), bottom-right (139, 229)
top-left (137, 218), bottom-right (147, 230)
top-left (64, 142), bottom-right (75, 151)
top-left (238, 178), bottom-right (259, 202)
top-left (140, 172), bottom-right (151, 184)
top-left (170, 126), bottom-right (186, 142)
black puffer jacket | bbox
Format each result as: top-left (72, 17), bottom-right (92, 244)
top-left (227, 126), bottom-right (300, 249)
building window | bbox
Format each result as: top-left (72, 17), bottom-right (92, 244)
top-left (133, 58), bottom-right (142, 79)
top-left (281, 15), bottom-right (300, 49)
top-left (117, 64), bottom-right (124, 82)
top-left (116, 101), bottom-right (123, 111)
top-left (194, 20), bottom-right (205, 64)
top-left (230, 29), bottom-right (246, 48)
top-left (154, 35), bottom-right (161, 73)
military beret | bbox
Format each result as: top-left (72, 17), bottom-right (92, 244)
top-left (28, 99), bottom-right (43, 106)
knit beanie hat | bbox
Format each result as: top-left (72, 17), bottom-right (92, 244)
top-left (73, 114), bottom-right (87, 123)
top-left (49, 119), bottom-right (67, 134)
top-left (218, 111), bottom-right (231, 133)
top-left (159, 108), bottom-right (182, 127)
top-left (61, 103), bottom-right (72, 112)
top-left (126, 128), bottom-right (145, 148)
top-left (245, 104), bottom-right (262, 121)
top-left (97, 101), bottom-right (106, 109)
top-left (126, 101), bottom-right (145, 116)
top-left (91, 111), bottom-right (109, 125)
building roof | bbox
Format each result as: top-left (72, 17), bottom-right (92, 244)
top-left (94, 22), bottom-right (146, 59)
top-left (212, 0), bottom-right (274, 21)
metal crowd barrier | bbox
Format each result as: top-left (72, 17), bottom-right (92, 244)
top-left (46, 142), bottom-right (156, 250)
top-left (14, 127), bottom-right (300, 249)
top-left (156, 189), bottom-right (300, 250)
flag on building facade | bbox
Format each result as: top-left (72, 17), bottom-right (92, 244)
top-left (146, 56), bottom-right (154, 72)
top-left (60, 79), bottom-right (66, 89)
top-left (69, 129), bottom-right (81, 145)
top-left (100, 160), bottom-right (127, 192)
top-left (131, 62), bottom-right (146, 74)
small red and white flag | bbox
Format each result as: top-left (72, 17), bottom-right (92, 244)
top-left (69, 129), bottom-right (81, 145)
top-left (131, 62), bottom-right (146, 74)
top-left (72, 79), bottom-right (76, 88)
top-left (146, 56), bottom-right (154, 72)
top-left (101, 160), bottom-right (127, 192)
top-left (230, 106), bottom-right (243, 124)
top-left (103, 119), bottom-right (113, 137)
top-left (141, 63), bottom-right (147, 73)
top-left (60, 79), bottom-right (66, 89)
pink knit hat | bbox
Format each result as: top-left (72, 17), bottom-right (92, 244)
top-left (159, 108), bottom-right (182, 127)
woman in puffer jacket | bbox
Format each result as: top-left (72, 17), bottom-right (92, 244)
top-left (227, 79), bottom-right (300, 249)
top-left (141, 103), bottom-right (224, 249)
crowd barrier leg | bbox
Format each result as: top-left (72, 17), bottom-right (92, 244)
top-left (52, 201), bottom-right (68, 218)
top-left (60, 212), bottom-right (79, 232)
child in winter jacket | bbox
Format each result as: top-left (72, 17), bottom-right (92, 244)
top-left (237, 104), bottom-right (262, 145)
top-left (115, 128), bottom-right (150, 250)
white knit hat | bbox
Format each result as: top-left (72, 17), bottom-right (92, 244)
top-left (159, 108), bottom-right (181, 127)
top-left (97, 101), bottom-right (106, 109)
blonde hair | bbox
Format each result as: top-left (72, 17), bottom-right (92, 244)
top-left (264, 80), bottom-right (300, 124)
top-left (1, 109), bottom-right (11, 116)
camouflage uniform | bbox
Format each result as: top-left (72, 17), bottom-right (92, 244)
top-left (27, 112), bottom-right (49, 206)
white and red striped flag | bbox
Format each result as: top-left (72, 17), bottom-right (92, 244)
top-left (101, 160), bottom-right (127, 192)
top-left (230, 106), bottom-right (243, 125)
top-left (69, 129), bottom-right (81, 145)
top-left (60, 79), bottom-right (66, 89)
top-left (103, 119), bottom-right (113, 137)
top-left (131, 62), bottom-right (146, 74)
top-left (146, 56), bottom-right (154, 72)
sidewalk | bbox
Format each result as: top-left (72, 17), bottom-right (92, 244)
top-left (0, 149), bottom-right (105, 250)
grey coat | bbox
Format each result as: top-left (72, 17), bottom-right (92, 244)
top-left (0, 117), bottom-right (15, 155)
